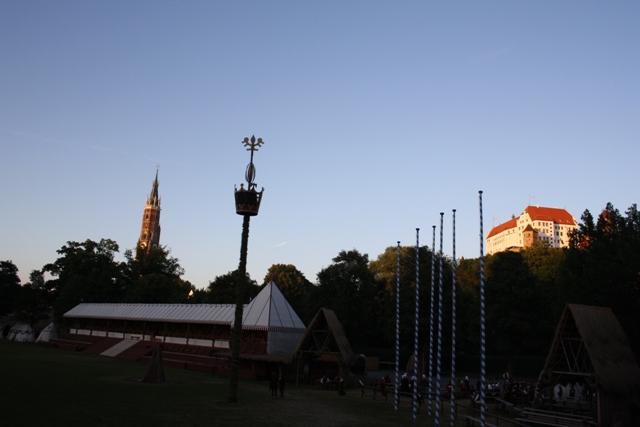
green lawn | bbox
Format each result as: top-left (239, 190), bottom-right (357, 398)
top-left (0, 341), bottom-right (484, 427)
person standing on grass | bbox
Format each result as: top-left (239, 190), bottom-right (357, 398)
top-left (278, 367), bottom-right (285, 398)
top-left (270, 371), bottom-right (278, 397)
top-left (338, 376), bottom-right (346, 396)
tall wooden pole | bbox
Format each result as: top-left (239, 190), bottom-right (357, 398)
top-left (228, 214), bottom-right (250, 402)
top-left (229, 135), bottom-right (264, 403)
top-left (427, 224), bottom-right (437, 416)
top-left (394, 241), bottom-right (401, 412)
top-left (479, 190), bottom-right (487, 427)
top-left (411, 228), bottom-right (420, 424)
top-left (434, 213), bottom-right (444, 427)
top-left (450, 209), bottom-right (457, 427)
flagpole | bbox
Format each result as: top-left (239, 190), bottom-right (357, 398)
top-left (479, 191), bottom-right (487, 427)
top-left (394, 241), bottom-right (401, 412)
top-left (411, 228), bottom-right (420, 424)
top-left (434, 213), bottom-right (445, 427)
top-left (450, 209), bottom-right (457, 427)
top-left (427, 224), bottom-right (436, 416)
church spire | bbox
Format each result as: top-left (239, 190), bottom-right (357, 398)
top-left (147, 168), bottom-right (160, 207)
top-left (137, 170), bottom-right (162, 255)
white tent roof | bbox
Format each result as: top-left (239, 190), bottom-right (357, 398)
top-left (63, 282), bottom-right (305, 331)
top-left (64, 303), bottom-right (236, 325)
top-left (241, 282), bottom-right (305, 330)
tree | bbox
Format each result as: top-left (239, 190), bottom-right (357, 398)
top-left (597, 203), bottom-right (624, 238)
top-left (0, 260), bottom-right (21, 316)
top-left (262, 264), bottom-right (313, 320)
top-left (522, 244), bottom-right (565, 285)
top-left (485, 252), bottom-right (546, 359)
top-left (370, 245), bottom-right (435, 360)
top-left (625, 204), bottom-right (640, 235)
top-left (316, 250), bottom-right (386, 349)
top-left (563, 203), bottom-right (640, 355)
top-left (207, 271), bottom-right (259, 304)
top-left (44, 239), bottom-right (125, 318)
top-left (28, 269), bottom-right (46, 291)
top-left (14, 270), bottom-right (50, 327)
top-left (454, 257), bottom-right (481, 369)
top-left (126, 246), bottom-right (184, 277)
top-left (122, 246), bottom-right (191, 303)
top-left (187, 288), bottom-right (210, 303)
top-left (570, 209), bottom-right (596, 249)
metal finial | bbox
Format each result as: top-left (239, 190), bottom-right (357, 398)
top-left (241, 135), bottom-right (265, 188)
top-left (242, 135), bottom-right (264, 153)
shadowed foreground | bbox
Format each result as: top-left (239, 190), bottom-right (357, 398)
top-left (0, 341), bottom-right (466, 427)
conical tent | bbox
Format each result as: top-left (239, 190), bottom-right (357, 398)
top-left (242, 282), bottom-right (305, 330)
top-left (36, 322), bottom-right (56, 343)
top-left (241, 282), bottom-right (306, 357)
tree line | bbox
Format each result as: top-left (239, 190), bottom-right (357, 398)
top-left (1, 202), bottom-right (638, 376)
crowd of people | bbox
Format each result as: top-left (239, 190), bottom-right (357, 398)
top-left (308, 369), bottom-right (545, 408)
top-left (550, 381), bottom-right (593, 405)
top-left (319, 374), bottom-right (346, 395)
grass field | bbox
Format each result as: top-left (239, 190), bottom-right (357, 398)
top-left (0, 341), bottom-right (471, 427)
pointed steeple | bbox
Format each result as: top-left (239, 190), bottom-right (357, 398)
top-left (147, 169), bottom-right (160, 207)
top-left (137, 169), bottom-right (162, 255)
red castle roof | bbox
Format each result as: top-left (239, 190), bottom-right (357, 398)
top-left (487, 217), bottom-right (518, 238)
top-left (487, 206), bottom-right (576, 238)
top-left (524, 206), bottom-right (576, 226)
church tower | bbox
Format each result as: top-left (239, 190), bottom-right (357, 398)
top-left (137, 170), bottom-right (161, 255)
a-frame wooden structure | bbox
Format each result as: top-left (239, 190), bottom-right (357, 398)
top-left (537, 304), bottom-right (640, 426)
top-left (293, 308), bottom-right (355, 384)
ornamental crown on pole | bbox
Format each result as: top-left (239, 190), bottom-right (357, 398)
top-left (235, 135), bottom-right (265, 216)
top-left (242, 135), bottom-right (263, 190)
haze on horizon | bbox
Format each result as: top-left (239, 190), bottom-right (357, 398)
top-left (1, 1), bottom-right (638, 288)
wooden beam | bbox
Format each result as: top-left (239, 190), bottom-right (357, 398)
top-left (551, 371), bottom-right (594, 377)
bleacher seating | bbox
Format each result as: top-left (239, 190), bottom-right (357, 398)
top-left (50, 337), bottom-right (93, 352)
top-left (49, 335), bottom-right (237, 376)
top-left (515, 408), bottom-right (596, 427)
top-left (83, 337), bottom-right (121, 355)
top-left (117, 340), bottom-right (154, 361)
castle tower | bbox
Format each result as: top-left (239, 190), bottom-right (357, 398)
top-left (522, 224), bottom-right (538, 249)
top-left (137, 170), bottom-right (161, 255)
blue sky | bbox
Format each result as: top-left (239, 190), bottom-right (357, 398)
top-left (1, 1), bottom-right (638, 287)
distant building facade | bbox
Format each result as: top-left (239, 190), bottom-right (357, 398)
top-left (137, 171), bottom-right (161, 254)
top-left (486, 206), bottom-right (577, 255)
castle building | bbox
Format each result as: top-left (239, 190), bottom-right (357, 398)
top-left (486, 206), bottom-right (577, 255)
top-left (137, 171), bottom-right (161, 254)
